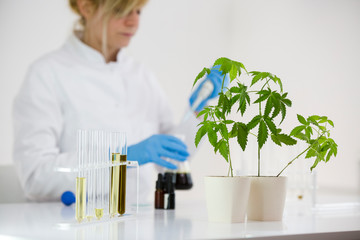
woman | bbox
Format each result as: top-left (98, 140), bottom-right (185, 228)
top-left (13, 0), bottom-right (225, 202)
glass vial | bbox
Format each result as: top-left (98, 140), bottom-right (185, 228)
top-left (154, 173), bottom-right (164, 209)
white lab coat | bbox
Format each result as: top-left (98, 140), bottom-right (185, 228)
top-left (13, 33), bottom-right (199, 202)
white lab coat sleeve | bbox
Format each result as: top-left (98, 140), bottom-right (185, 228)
top-left (13, 62), bottom-right (76, 201)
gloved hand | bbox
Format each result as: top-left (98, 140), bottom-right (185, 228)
top-left (127, 134), bottom-right (189, 169)
top-left (189, 66), bottom-right (230, 112)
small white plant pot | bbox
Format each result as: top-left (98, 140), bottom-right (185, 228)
top-left (247, 176), bottom-right (288, 221)
top-left (204, 176), bottom-right (251, 223)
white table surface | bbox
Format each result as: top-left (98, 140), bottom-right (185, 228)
top-left (0, 199), bottom-right (360, 240)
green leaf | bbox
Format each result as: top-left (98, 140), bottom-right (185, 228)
top-left (237, 122), bottom-right (248, 151)
top-left (254, 91), bottom-right (270, 104)
top-left (193, 67), bottom-right (210, 87)
top-left (271, 134), bottom-right (282, 146)
top-left (290, 125), bottom-right (306, 136)
top-left (195, 124), bottom-right (208, 147)
top-left (229, 86), bottom-right (240, 93)
top-left (229, 64), bottom-right (237, 81)
top-left (250, 72), bottom-right (262, 86)
top-left (270, 94), bottom-right (280, 119)
top-left (297, 114), bottom-right (307, 125)
top-left (277, 134), bottom-right (297, 146)
top-left (223, 120), bottom-right (234, 124)
top-left (310, 157), bottom-right (321, 171)
top-left (219, 123), bottom-right (229, 140)
top-left (247, 115), bottom-right (261, 130)
top-left (305, 147), bottom-right (318, 159)
top-left (229, 123), bottom-right (238, 138)
top-left (279, 103), bottom-right (286, 124)
top-left (207, 127), bottom-right (218, 148)
top-left (264, 117), bottom-right (277, 135)
top-left (218, 140), bottom-right (229, 162)
top-left (328, 119), bottom-right (334, 127)
top-left (214, 57), bottom-right (232, 74)
top-left (264, 97), bottom-right (273, 117)
top-left (258, 120), bottom-right (268, 149)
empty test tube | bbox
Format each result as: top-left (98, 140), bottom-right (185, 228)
top-left (86, 130), bottom-right (95, 221)
top-left (76, 130), bottom-right (87, 223)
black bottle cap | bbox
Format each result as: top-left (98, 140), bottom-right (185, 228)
top-left (156, 173), bottom-right (163, 190)
top-left (164, 175), bottom-right (175, 194)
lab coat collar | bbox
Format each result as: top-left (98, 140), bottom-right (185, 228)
top-left (68, 31), bottom-right (125, 66)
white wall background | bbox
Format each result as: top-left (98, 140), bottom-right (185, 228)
top-left (1, 0), bottom-right (359, 200)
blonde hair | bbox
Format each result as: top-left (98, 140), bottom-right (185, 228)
top-left (69, 0), bottom-right (148, 27)
top-left (69, 0), bottom-right (148, 59)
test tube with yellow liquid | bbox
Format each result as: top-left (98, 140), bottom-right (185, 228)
top-left (94, 130), bottom-right (104, 220)
top-left (76, 130), bottom-right (87, 223)
top-left (109, 132), bottom-right (127, 217)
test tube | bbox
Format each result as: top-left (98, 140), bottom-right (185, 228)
top-left (94, 130), bottom-right (104, 220)
top-left (86, 130), bottom-right (95, 221)
top-left (110, 132), bottom-right (121, 217)
top-left (119, 133), bottom-right (127, 215)
top-left (103, 131), bottom-right (110, 217)
top-left (76, 130), bottom-right (87, 223)
top-left (109, 132), bottom-right (127, 217)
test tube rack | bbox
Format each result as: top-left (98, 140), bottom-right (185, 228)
top-left (76, 130), bottom-right (139, 224)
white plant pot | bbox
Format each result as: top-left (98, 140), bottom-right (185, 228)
top-left (247, 176), bottom-right (288, 221)
top-left (204, 176), bottom-right (251, 223)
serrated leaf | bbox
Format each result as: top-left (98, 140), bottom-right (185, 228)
top-left (270, 94), bottom-right (280, 119)
top-left (219, 123), bottom-right (229, 140)
top-left (195, 125), bottom-right (208, 147)
top-left (297, 114), bottom-right (307, 125)
top-left (193, 67), bottom-right (210, 87)
top-left (264, 117), bottom-right (277, 135)
top-left (271, 134), bottom-right (282, 146)
top-left (277, 134), bottom-right (297, 145)
top-left (229, 64), bottom-right (237, 81)
top-left (254, 92), bottom-right (270, 104)
top-left (218, 140), bottom-right (229, 162)
top-left (250, 73), bottom-right (262, 86)
top-left (229, 123), bottom-right (238, 138)
top-left (224, 120), bottom-right (234, 124)
top-left (230, 86), bottom-right (240, 93)
top-left (290, 125), bottom-right (306, 136)
top-left (258, 120), bottom-right (268, 149)
top-left (264, 97), bottom-right (273, 117)
top-left (273, 75), bottom-right (283, 92)
top-left (207, 127), bottom-right (218, 148)
top-left (293, 133), bottom-right (308, 141)
top-left (279, 103), bottom-right (286, 124)
top-left (247, 115), bottom-right (261, 130)
top-left (237, 123), bottom-right (248, 151)
top-left (310, 157), bottom-right (321, 171)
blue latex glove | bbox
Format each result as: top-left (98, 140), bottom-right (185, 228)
top-left (189, 66), bottom-right (230, 112)
top-left (127, 134), bottom-right (189, 169)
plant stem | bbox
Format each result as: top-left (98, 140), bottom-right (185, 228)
top-left (276, 132), bottom-right (326, 177)
top-left (228, 142), bottom-right (233, 177)
top-left (258, 144), bottom-right (260, 177)
top-left (276, 145), bottom-right (311, 177)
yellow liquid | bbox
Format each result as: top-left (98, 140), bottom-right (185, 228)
top-left (76, 177), bottom-right (86, 223)
top-left (95, 208), bottom-right (104, 220)
top-left (110, 153), bottom-right (120, 217)
top-left (119, 155), bottom-right (127, 215)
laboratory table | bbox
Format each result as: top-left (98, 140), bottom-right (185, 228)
top-left (0, 200), bottom-right (360, 240)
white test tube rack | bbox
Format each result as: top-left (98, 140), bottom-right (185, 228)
top-left (75, 129), bottom-right (139, 224)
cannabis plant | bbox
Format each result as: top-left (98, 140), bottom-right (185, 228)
top-left (194, 57), bottom-right (337, 177)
